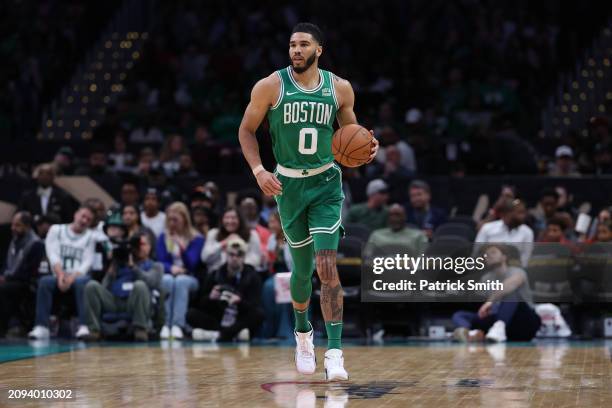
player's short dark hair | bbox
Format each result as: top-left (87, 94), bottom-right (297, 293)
top-left (291, 22), bottom-right (324, 45)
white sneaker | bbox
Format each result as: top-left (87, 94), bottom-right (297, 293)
top-left (192, 328), bottom-right (220, 341)
top-left (324, 349), bottom-right (348, 381)
top-left (237, 328), bottom-right (250, 342)
top-left (160, 325), bottom-right (170, 339)
top-left (485, 320), bottom-right (507, 342)
top-left (294, 326), bottom-right (316, 375)
top-left (75, 325), bottom-right (90, 339)
top-left (171, 325), bottom-right (184, 339)
top-left (28, 325), bottom-right (50, 340)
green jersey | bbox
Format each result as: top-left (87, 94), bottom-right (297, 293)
top-left (267, 66), bottom-right (339, 169)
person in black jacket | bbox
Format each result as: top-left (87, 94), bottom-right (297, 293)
top-left (18, 163), bottom-right (76, 223)
top-left (0, 212), bottom-right (45, 337)
top-left (188, 237), bottom-right (263, 342)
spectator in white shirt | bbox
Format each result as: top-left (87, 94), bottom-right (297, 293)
top-left (141, 188), bottom-right (166, 239)
top-left (475, 198), bottom-right (534, 267)
top-left (28, 205), bottom-right (97, 340)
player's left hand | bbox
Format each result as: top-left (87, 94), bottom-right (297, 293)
top-left (366, 132), bottom-right (379, 164)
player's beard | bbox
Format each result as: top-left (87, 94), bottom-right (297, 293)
top-left (292, 51), bottom-right (317, 73)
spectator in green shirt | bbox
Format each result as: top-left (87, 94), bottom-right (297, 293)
top-left (346, 179), bottom-right (389, 231)
top-left (366, 204), bottom-right (428, 257)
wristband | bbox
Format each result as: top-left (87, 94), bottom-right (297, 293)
top-left (252, 164), bottom-right (265, 176)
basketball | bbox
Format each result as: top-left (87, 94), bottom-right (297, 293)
top-left (332, 124), bottom-right (373, 167)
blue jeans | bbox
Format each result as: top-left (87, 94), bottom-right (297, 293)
top-left (259, 277), bottom-right (293, 339)
top-left (452, 301), bottom-right (541, 341)
top-left (161, 274), bottom-right (199, 328)
top-left (35, 274), bottom-right (91, 326)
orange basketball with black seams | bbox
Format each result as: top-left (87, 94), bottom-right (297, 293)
top-left (332, 124), bottom-right (373, 167)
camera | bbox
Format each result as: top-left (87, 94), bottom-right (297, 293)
top-left (110, 235), bottom-right (141, 265)
top-left (218, 284), bottom-right (237, 304)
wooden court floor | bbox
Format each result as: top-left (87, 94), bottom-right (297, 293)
top-left (1, 342), bottom-right (611, 407)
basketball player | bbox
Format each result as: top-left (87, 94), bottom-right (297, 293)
top-left (238, 22), bottom-right (378, 380)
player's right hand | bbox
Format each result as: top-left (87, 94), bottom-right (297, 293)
top-left (255, 170), bottom-right (282, 196)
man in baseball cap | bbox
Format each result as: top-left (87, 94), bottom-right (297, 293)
top-left (549, 145), bottom-right (580, 177)
top-left (346, 179), bottom-right (389, 231)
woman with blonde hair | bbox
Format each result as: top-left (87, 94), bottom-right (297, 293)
top-left (156, 202), bottom-right (204, 339)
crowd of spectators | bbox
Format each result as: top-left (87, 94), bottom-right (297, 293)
top-left (1, 153), bottom-right (612, 342)
top-left (2, 1), bottom-right (612, 342)
top-left (74, 0), bottom-right (612, 178)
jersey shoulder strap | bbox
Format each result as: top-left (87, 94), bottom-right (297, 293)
top-left (322, 69), bottom-right (340, 109)
top-left (270, 69), bottom-right (285, 110)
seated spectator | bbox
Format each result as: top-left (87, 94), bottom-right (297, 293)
top-left (160, 134), bottom-right (186, 176)
top-left (190, 186), bottom-right (219, 227)
top-left (188, 237), bottom-right (264, 342)
top-left (109, 132), bottom-right (134, 173)
top-left (76, 145), bottom-right (121, 199)
top-left (34, 213), bottom-right (60, 241)
top-left (588, 220), bottom-right (612, 243)
top-left (539, 216), bottom-right (572, 245)
top-left (404, 180), bottom-right (448, 239)
top-left (28, 205), bottom-right (97, 340)
top-left (452, 244), bottom-right (541, 342)
top-left (477, 185), bottom-right (516, 230)
top-left (239, 195), bottom-right (271, 257)
top-left (141, 188), bottom-right (166, 239)
top-left (373, 126), bottom-right (417, 173)
top-left (346, 179), bottom-right (389, 231)
top-left (366, 144), bottom-right (414, 198)
top-left (548, 145), bottom-right (581, 177)
top-left (191, 206), bottom-right (214, 238)
top-left (0, 212), bottom-right (44, 337)
top-left (475, 198), bottom-right (534, 267)
top-left (120, 180), bottom-right (141, 207)
top-left (260, 212), bottom-right (293, 339)
top-left (83, 198), bottom-right (108, 233)
top-left (528, 188), bottom-right (573, 239)
top-left (122, 204), bottom-right (156, 246)
top-left (174, 151), bottom-right (199, 179)
top-left (83, 232), bottom-right (163, 342)
top-left (365, 204), bottom-right (428, 256)
top-left (202, 207), bottom-right (263, 272)
top-left (156, 202), bottom-right (205, 340)
top-left (586, 207), bottom-right (611, 241)
top-left (134, 147), bottom-right (158, 179)
top-left (53, 146), bottom-right (76, 176)
top-left (19, 163), bottom-right (76, 223)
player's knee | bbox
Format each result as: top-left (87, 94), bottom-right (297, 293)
top-left (315, 251), bottom-right (339, 285)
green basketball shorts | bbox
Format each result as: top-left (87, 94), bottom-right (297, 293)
top-left (274, 163), bottom-right (344, 251)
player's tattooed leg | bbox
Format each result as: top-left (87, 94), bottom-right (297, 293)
top-left (316, 249), bottom-right (343, 322)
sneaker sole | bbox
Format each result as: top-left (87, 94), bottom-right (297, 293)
top-left (325, 369), bottom-right (349, 381)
